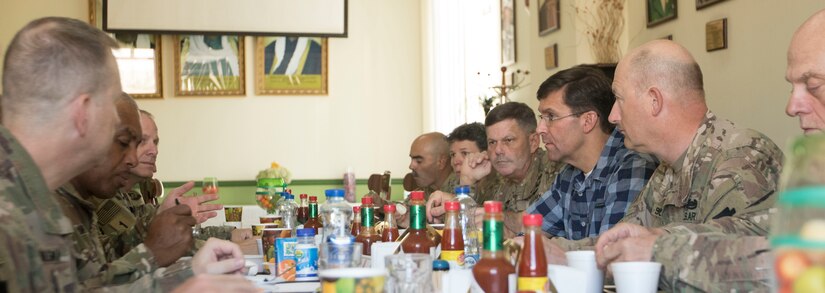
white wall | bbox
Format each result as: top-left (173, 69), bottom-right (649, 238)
top-left (0, 0), bottom-right (423, 181)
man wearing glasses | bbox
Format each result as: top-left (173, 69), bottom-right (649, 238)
top-left (525, 66), bottom-right (658, 241)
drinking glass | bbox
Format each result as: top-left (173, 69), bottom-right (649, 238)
top-left (385, 253), bottom-right (432, 293)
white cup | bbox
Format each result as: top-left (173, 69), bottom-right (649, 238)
top-left (610, 261), bottom-right (662, 293)
top-left (565, 251), bottom-right (603, 293)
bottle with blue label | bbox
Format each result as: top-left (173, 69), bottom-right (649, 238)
top-left (295, 228), bottom-right (319, 280)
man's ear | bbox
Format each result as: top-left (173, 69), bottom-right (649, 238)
top-left (528, 131), bottom-right (540, 153)
top-left (70, 94), bottom-right (93, 138)
top-left (438, 154), bottom-right (450, 170)
top-left (580, 111), bottom-right (599, 134)
top-left (647, 87), bottom-right (664, 117)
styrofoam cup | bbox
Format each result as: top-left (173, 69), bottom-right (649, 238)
top-left (564, 251), bottom-right (603, 293)
top-left (610, 261), bottom-right (662, 293)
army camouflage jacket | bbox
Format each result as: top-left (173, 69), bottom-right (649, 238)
top-left (97, 190), bottom-right (234, 260)
top-left (624, 111), bottom-right (782, 235)
top-left (488, 149), bottom-right (565, 212)
top-left (55, 184), bottom-right (161, 288)
top-left (652, 228), bottom-right (772, 292)
top-left (0, 126), bottom-right (78, 292)
top-left (553, 111), bottom-right (783, 250)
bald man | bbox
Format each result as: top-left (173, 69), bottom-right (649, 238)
top-left (586, 11), bottom-right (825, 291)
top-left (408, 132), bottom-right (456, 197)
top-left (538, 40), bottom-right (783, 269)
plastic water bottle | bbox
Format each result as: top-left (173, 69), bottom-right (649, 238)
top-left (278, 192), bottom-right (298, 234)
top-left (320, 189), bottom-right (352, 243)
top-left (295, 228), bottom-right (319, 280)
top-left (455, 185), bottom-right (481, 268)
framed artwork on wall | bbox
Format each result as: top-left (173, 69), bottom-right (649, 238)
top-left (705, 18), bottom-right (728, 52)
top-left (696, 0), bottom-right (727, 10)
top-left (90, 0), bottom-right (162, 98)
top-left (544, 44), bottom-right (558, 69)
top-left (174, 35), bottom-right (245, 96)
top-left (647, 0), bottom-right (677, 28)
top-left (255, 37), bottom-right (328, 95)
top-left (501, 0), bottom-right (516, 66)
top-left (538, 0), bottom-right (560, 36)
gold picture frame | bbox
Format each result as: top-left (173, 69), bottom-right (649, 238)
top-left (538, 0), bottom-right (560, 36)
top-left (174, 35), bottom-right (245, 96)
top-left (544, 44), bottom-right (558, 70)
top-left (501, 0), bottom-right (516, 66)
top-left (705, 18), bottom-right (728, 52)
top-left (90, 0), bottom-right (163, 98)
top-left (255, 37), bottom-right (328, 95)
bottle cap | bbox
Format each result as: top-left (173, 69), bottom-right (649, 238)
top-left (523, 214), bottom-right (542, 226)
top-left (432, 260), bottom-right (450, 271)
top-left (384, 204), bottom-right (396, 213)
top-left (309, 196), bottom-right (318, 202)
top-left (297, 228), bottom-right (316, 237)
top-left (483, 201), bottom-right (503, 213)
top-left (361, 197), bottom-right (373, 205)
top-left (284, 193), bottom-right (294, 199)
top-left (445, 201), bottom-right (461, 211)
top-left (325, 189), bottom-right (345, 197)
top-left (410, 191), bottom-right (425, 201)
top-left (353, 206), bottom-right (361, 212)
top-left (300, 193), bottom-right (307, 199)
top-left (455, 185), bottom-right (470, 194)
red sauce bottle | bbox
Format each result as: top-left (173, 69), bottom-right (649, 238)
top-left (517, 214), bottom-right (548, 292)
top-left (355, 197), bottom-right (381, 255)
top-left (302, 196), bottom-right (323, 234)
top-left (400, 191), bottom-right (434, 254)
top-left (381, 204), bottom-right (400, 242)
top-left (472, 201), bottom-right (515, 292)
top-left (350, 206), bottom-right (361, 237)
top-left (296, 193), bottom-right (309, 225)
top-left (440, 200), bottom-right (465, 268)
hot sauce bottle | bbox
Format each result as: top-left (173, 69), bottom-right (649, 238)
top-left (303, 196), bottom-right (323, 234)
top-left (355, 197), bottom-right (381, 255)
top-left (472, 201), bottom-right (515, 293)
top-left (296, 193), bottom-right (309, 225)
top-left (350, 206), bottom-right (361, 237)
top-left (382, 204), bottom-right (400, 242)
top-left (517, 214), bottom-right (548, 292)
top-left (440, 200), bottom-right (465, 268)
top-left (400, 191), bottom-right (434, 254)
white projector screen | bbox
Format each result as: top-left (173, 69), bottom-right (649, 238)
top-left (104, 0), bottom-right (348, 37)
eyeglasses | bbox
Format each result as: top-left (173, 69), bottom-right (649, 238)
top-left (538, 111), bottom-right (586, 124)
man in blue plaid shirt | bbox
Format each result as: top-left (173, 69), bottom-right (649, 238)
top-left (525, 66), bottom-right (658, 240)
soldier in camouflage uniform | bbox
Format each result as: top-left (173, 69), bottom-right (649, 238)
top-left (428, 102), bottom-right (565, 234)
top-left (539, 40), bottom-right (782, 292)
top-left (589, 9), bottom-right (825, 292)
top-left (0, 17), bottom-right (122, 292)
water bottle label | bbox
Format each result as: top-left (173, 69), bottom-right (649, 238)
top-left (464, 253), bottom-right (479, 268)
top-left (295, 246), bottom-right (318, 279)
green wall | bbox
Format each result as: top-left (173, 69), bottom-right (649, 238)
top-left (162, 179), bottom-right (407, 205)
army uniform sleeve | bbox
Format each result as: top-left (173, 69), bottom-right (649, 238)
top-left (653, 231), bottom-right (772, 292)
top-left (196, 226), bottom-right (235, 241)
top-left (90, 243), bottom-right (159, 286)
top-left (662, 143), bottom-right (782, 236)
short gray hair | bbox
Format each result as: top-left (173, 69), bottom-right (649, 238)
top-left (630, 48), bottom-right (704, 98)
top-left (2, 17), bottom-right (119, 120)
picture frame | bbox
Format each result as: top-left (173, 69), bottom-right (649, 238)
top-left (501, 0), bottom-right (516, 66)
top-left (705, 18), bottom-right (728, 52)
top-left (174, 35), bottom-right (245, 96)
top-left (538, 0), bottom-right (560, 36)
top-left (647, 0), bottom-right (677, 28)
top-left (90, 0), bottom-right (162, 98)
top-left (696, 0), bottom-right (727, 10)
top-left (255, 37), bottom-right (328, 95)
top-left (544, 44), bottom-right (558, 70)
